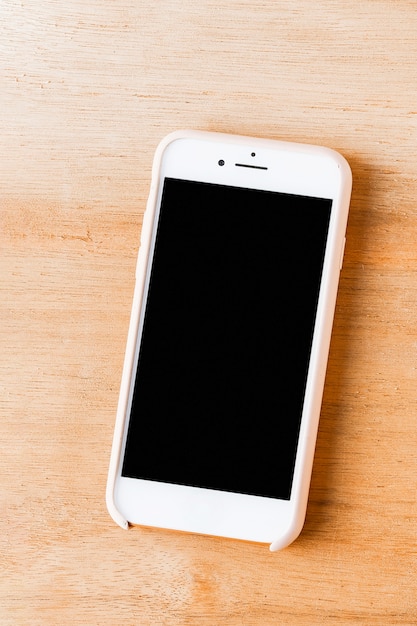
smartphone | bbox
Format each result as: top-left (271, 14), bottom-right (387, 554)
top-left (106, 130), bottom-right (352, 550)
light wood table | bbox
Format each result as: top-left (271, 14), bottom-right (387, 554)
top-left (2, 2), bottom-right (417, 623)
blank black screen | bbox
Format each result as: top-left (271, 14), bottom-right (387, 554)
top-left (122, 178), bottom-right (332, 500)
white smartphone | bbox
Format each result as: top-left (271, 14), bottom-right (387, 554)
top-left (106, 130), bottom-right (352, 551)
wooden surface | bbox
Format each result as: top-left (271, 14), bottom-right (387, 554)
top-left (2, 1), bottom-right (417, 623)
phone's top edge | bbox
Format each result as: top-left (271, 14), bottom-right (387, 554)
top-left (153, 129), bottom-right (352, 182)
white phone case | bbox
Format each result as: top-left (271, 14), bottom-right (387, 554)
top-left (106, 130), bottom-right (352, 549)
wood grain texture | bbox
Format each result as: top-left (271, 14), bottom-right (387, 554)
top-left (1, 1), bottom-right (417, 623)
